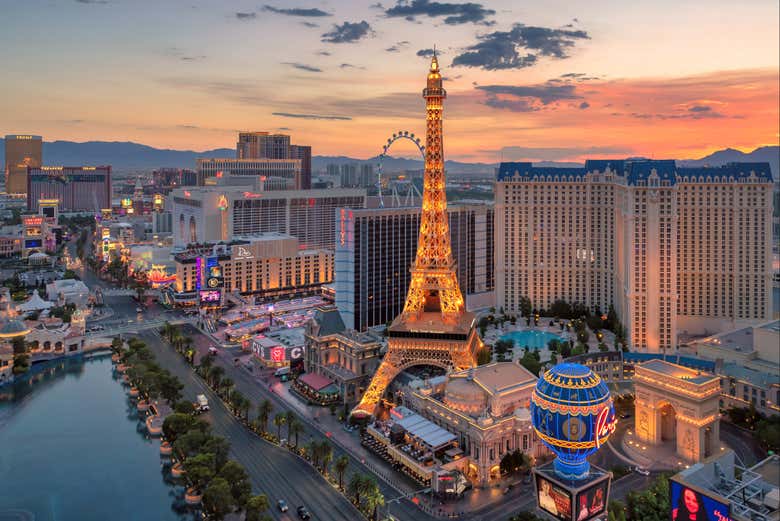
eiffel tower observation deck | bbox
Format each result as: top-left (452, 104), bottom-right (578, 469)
top-left (351, 54), bottom-right (483, 419)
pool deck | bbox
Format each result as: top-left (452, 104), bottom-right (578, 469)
top-left (482, 317), bottom-right (616, 364)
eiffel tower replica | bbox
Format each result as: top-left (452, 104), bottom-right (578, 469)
top-left (352, 53), bottom-right (483, 418)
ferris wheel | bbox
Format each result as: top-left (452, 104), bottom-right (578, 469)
top-left (378, 130), bottom-right (425, 208)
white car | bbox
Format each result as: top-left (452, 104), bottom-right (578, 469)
top-left (634, 467), bottom-right (650, 476)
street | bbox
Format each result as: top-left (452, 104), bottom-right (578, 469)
top-left (137, 329), bottom-right (362, 521)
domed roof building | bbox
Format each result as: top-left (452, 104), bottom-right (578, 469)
top-left (0, 318), bottom-right (30, 339)
top-left (443, 373), bottom-right (488, 415)
top-left (404, 362), bottom-right (550, 487)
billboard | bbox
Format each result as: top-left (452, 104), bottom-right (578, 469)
top-left (199, 290), bottom-right (221, 304)
top-left (575, 480), bottom-right (608, 521)
top-left (251, 340), bottom-right (304, 363)
top-left (537, 475), bottom-right (572, 521)
top-left (670, 480), bottom-right (732, 521)
top-left (24, 239), bottom-right (42, 249)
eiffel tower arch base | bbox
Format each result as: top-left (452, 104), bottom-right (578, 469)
top-left (351, 327), bottom-right (482, 418)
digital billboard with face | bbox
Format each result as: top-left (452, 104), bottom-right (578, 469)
top-left (537, 475), bottom-right (572, 521)
top-left (575, 480), bottom-right (608, 521)
top-left (670, 481), bottom-right (732, 521)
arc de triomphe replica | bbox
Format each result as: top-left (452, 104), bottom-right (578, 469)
top-left (634, 360), bottom-right (721, 462)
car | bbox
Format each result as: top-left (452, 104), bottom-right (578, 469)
top-left (277, 499), bottom-right (288, 512)
top-left (208, 347), bottom-right (218, 355)
top-left (634, 467), bottom-right (650, 476)
top-left (522, 473), bottom-right (532, 485)
top-left (195, 394), bottom-right (209, 412)
top-left (620, 413), bottom-right (632, 419)
top-left (296, 506), bottom-right (311, 520)
top-left (136, 307), bottom-right (143, 313)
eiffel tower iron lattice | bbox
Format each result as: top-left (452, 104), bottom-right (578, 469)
top-left (351, 54), bottom-right (483, 419)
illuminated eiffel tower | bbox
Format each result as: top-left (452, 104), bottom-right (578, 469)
top-left (352, 53), bottom-right (483, 418)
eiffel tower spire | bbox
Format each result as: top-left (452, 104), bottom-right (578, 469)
top-left (351, 56), bottom-right (482, 419)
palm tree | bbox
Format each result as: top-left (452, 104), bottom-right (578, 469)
top-left (257, 399), bottom-right (273, 433)
top-left (273, 413), bottom-right (287, 442)
top-left (284, 410), bottom-right (296, 439)
top-left (321, 441), bottom-right (334, 476)
top-left (348, 473), bottom-right (369, 506)
top-left (363, 478), bottom-right (385, 521)
top-left (238, 397), bottom-right (250, 421)
top-left (199, 355), bottom-right (213, 377)
top-left (160, 322), bottom-right (173, 342)
top-left (288, 419), bottom-right (303, 448)
top-left (208, 366), bottom-right (224, 389)
top-left (334, 455), bottom-right (349, 490)
top-left (220, 377), bottom-right (234, 399)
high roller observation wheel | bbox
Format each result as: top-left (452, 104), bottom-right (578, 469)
top-left (378, 130), bottom-right (425, 208)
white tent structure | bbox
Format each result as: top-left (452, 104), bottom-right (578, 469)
top-left (17, 290), bottom-right (54, 313)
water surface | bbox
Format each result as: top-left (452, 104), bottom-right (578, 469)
top-left (0, 355), bottom-right (195, 521)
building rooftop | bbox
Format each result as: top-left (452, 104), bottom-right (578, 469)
top-left (496, 159), bottom-right (774, 185)
top-left (391, 406), bottom-right (456, 451)
top-left (721, 362), bottom-right (780, 387)
top-left (637, 359), bottom-right (719, 385)
top-left (460, 362), bottom-right (536, 396)
top-left (674, 451), bottom-right (779, 521)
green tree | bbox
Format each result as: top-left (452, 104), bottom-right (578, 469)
top-left (476, 346), bottom-right (492, 365)
top-left (162, 413), bottom-right (196, 443)
top-left (202, 477), bottom-right (235, 521)
top-left (334, 455), bottom-right (349, 490)
top-left (273, 413), bottom-right (287, 441)
top-left (245, 494), bottom-right (270, 521)
top-left (519, 350), bottom-right (542, 376)
top-left (348, 473), bottom-right (370, 506)
top-left (202, 436), bottom-right (231, 471)
top-left (362, 476), bottom-right (385, 520)
top-left (625, 474), bottom-right (670, 521)
top-left (257, 399), bottom-right (273, 433)
top-left (288, 419), bottom-right (304, 447)
top-left (12, 353), bottom-right (30, 374)
top-left (519, 296), bottom-right (533, 318)
top-left (321, 441), bottom-right (334, 475)
top-left (219, 460), bottom-right (252, 507)
top-left (184, 453), bottom-right (215, 492)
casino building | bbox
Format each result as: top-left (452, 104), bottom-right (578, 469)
top-left (172, 233), bottom-right (332, 305)
top-left (402, 362), bottom-right (549, 486)
top-left (27, 166), bottom-right (111, 213)
top-left (169, 179), bottom-right (365, 250)
top-left (496, 160), bottom-right (774, 353)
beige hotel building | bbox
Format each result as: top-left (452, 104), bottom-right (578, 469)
top-left (496, 160), bottom-right (774, 353)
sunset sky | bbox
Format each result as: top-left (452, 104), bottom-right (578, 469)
top-left (1, 0), bottom-right (778, 162)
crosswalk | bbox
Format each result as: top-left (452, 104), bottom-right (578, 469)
top-left (84, 318), bottom-right (175, 337)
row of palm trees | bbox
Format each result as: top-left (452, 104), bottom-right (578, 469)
top-left (160, 322), bottom-right (196, 364)
top-left (159, 323), bottom-right (385, 520)
top-left (112, 336), bottom-right (270, 521)
top-left (347, 473), bottom-right (385, 520)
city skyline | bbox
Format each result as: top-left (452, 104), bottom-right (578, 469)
top-left (1, 0), bottom-right (778, 162)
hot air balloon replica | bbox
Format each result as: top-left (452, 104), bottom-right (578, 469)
top-left (531, 363), bottom-right (617, 521)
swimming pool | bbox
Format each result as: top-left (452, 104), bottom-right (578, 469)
top-left (499, 330), bottom-right (564, 350)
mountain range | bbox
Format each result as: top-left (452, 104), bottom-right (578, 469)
top-left (0, 138), bottom-right (776, 179)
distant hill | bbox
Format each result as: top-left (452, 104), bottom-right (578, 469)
top-left (0, 138), bottom-right (775, 179)
top-left (0, 138), bottom-right (234, 173)
top-left (680, 146), bottom-right (778, 181)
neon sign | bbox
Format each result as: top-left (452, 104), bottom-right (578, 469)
top-left (217, 194), bottom-right (228, 212)
top-left (270, 347), bottom-right (285, 363)
top-left (234, 246), bottom-right (254, 260)
top-left (594, 406), bottom-right (617, 448)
